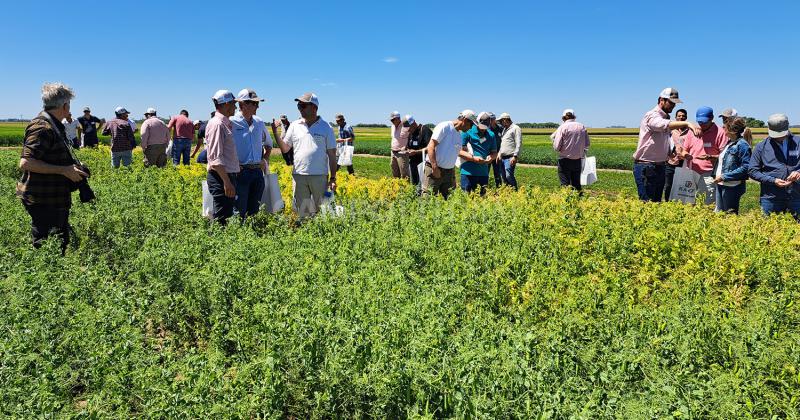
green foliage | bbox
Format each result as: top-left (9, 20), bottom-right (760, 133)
top-left (743, 117), bottom-right (766, 128)
top-left (0, 148), bottom-right (799, 417)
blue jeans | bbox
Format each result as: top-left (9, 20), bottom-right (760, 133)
top-left (196, 149), bottom-right (208, 164)
top-left (172, 138), bottom-right (192, 165)
top-left (760, 197), bottom-right (800, 220)
top-left (460, 174), bottom-right (489, 196)
top-left (716, 182), bottom-right (746, 214)
top-left (633, 162), bottom-right (666, 202)
top-left (235, 167), bottom-right (265, 218)
top-left (111, 150), bottom-right (133, 168)
top-left (500, 158), bottom-right (518, 189)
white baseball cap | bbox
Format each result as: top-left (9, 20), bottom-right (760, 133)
top-left (498, 112), bottom-right (511, 120)
top-left (389, 111), bottom-right (401, 121)
top-left (115, 106), bottom-right (129, 115)
top-left (562, 109), bottom-right (575, 117)
top-left (145, 107), bottom-right (157, 115)
top-left (459, 109), bottom-right (487, 130)
top-left (236, 88), bottom-right (265, 102)
top-left (403, 114), bottom-right (416, 125)
top-left (295, 92), bottom-right (319, 107)
top-left (719, 108), bottom-right (738, 119)
top-left (212, 90), bottom-right (236, 105)
top-left (659, 87), bottom-right (683, 104)
top-left (477, 111), bottom-right (493, 123)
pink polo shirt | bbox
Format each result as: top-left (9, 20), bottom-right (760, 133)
top-left (205, 112), bottom-right (239, 174)
top-left (633, 106), bottom-right (672, 163)
top-left (390, 124), bottom-right (409, 151)
top-left (139, 117), bottom-right (170, 149)
top-left (551, 120), bottom-right (590, 159)
top-left (682, 123), bottom-right (728, 174)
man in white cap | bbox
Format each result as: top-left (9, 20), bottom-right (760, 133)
top-left (77, 107), bottom-right (103, 148)
top-left (632, 88), bottom-right (701, 201)
top-left (205, 90), bottom-right (239, 225)
top-left (231, 88), bottom-right (271, 220)
top-left (424, 110), bottom-right (483, 199)
top-left (551, 109), bottom-right (590, 193)
top-left (139, 107), bottom-right (170, 167)
top-left (335, 114), bottom-right (355, 175)
top-left (404, 115), bottom-right (432, 189)
top-left (389, 110), bottom-right (410, 179)
top-left (274, 93), bottom-right (337, 219)
top-left (750, 114), bottom-right (800, 219)
top-left (102, 107), bottom-right (136, 168)
top-left (497, 112), bottom-right (522, 189)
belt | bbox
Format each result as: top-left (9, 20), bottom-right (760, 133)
top-left (501, 154), bottom-right (515, 159)
top-left (241, 163), bottom-right (262, 170)
top-left (634, 160), bottom-right (666, 165)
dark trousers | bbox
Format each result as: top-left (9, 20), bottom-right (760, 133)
top-left (460, 174), bottom-right (489, 196)
top-left (235, 168), bottom-right (265, 218)
top-left (172, 138), bottom-right (192, 165)
top-left (558, 158), bottom-right (582, 192)
top-left (207, 171), bottom-right (238, 225)
top-left (196, 149), bottom-right (208, 164)
top-left (23, 203), bottom-right (70, 254)
top-left (633, 162), bottom-right (666, 202)
top-left (664, 164), bottom-right (679, 201)
top-left (716, 182), bottom-right (746, 214)
top-left (490, 159), bottom-right (503, 187)
top-left (409, 156), bottom-right (423, 186)
top-left (760, 197), bottom-right (800, 221)
top-left (336, 164), bottom-right (354, 175)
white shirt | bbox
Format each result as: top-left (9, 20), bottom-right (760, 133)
top-left (284, 117), bottom-right (336, 175)
top-left (62, 118), bottom-right (80, 140)
top-left (426, 121), bottom-right (463, 170)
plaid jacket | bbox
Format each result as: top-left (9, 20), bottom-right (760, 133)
top-left (16, 112), bottom-right (75, 208)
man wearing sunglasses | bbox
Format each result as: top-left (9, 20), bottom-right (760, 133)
top-left (274, 93), bottom-right (337, 219)
top-left (231, 88), bottom-right (272, 220)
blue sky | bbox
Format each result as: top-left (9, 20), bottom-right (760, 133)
top-left (2, 0), bottom-right (798, 127)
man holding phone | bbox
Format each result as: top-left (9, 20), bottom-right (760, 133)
top-left (680, 106), bottom-right (728, 206)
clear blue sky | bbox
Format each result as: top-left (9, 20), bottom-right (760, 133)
top-left (2, 0), bottom-right (798, 127)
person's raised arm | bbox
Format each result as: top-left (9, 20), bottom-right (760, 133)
top-left (273, 122), bottom-right (292, 154)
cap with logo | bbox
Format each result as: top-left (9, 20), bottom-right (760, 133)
top-left (695, 106), bottom-right (714, 124)
top-left (498, 112), bottom-right (511, 121)
top-left (562, 108), bottom-right (575, 118)
top-left (768, 114), bottom-right (790, 138)
top-left (487, 112), bottom-right (496, 120)
top-left (719, 108), bottom-right (738, 119)
top-left (145, 107), bottom-right (157, 115)
top-left (295, 93), bottom-right (319, 107)
top-left (659, 87), bottom-right (683, 104)
top-left (212, 90), bottom-right (236, 105)
top-left (115, 106), bottom-right (130, 115)
top-left (389, 111), bottom-right (401, 121)
top-left (236, 88), bottom-right (265, 102)
top-left (459, 109), bottom-right (487, 130)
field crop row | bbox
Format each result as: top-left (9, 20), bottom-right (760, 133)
top-left (0, 148), bottom-right (798, 417)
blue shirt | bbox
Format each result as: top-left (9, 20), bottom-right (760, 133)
top-left (338, 124), bottom-right (355, 146)
top-left (748, 134), bottom-right (800, 200)
top-left (460, 126), bottom-right (497, 177)
top-left (231, 114), bottom-right (271, 165)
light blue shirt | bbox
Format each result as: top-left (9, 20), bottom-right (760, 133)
top-left (231, 114), bottom-right (272, 165)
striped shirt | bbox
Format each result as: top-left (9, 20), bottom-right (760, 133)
top-left (102, 118), bottom-right (135, 152)
top-left (338, 124), bottom-right (355, 146)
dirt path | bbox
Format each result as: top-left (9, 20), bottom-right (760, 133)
top-left (350, 153), bottom-right (633, 173)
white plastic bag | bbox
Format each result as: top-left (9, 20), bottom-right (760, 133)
top-left (580, 156), bottom-right (598, 186)
top-left (455, 143), bottom-right (473, 169)
top-left (165, 140), bottom-right (174, 158)
top-left (260, 173), bottom-right (285, 213)
top-left (337, 145), bottom-right (354, 166)
top-left (201, 180), bottom-right (213, 219)
top-left (320, 191), bottom-right (345, 217)
top-left (669, 164), bottom-right (702, 204)
top-left (418, 150), bottom-right (428, 190)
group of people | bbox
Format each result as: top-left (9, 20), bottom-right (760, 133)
top-left (15, 82), bottom-right (800, 254)
top-left (634, 87), bottom-right (799, 217)
top-left (386, 110), bottom-right (524, 196)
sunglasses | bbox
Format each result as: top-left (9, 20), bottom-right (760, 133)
top-left (297, 102), bottom-right (311, 109)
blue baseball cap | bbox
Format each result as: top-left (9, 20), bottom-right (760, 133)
top-left (696, 106), bottom-right (714, 124)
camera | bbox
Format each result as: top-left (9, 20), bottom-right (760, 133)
top-left (70, 164), bottom-right (96, 203)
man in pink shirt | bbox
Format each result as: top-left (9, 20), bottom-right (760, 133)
top-left (139, 108), bottom-right (170, 168)
top-left (167, 109), bottom-right (196, 166)
top-left (389, 111), bottom-right (410, 179)
top-left (205, 90), bottom-right (240, 225)
top-left (680, 106), bottom-right (728, 206)
top-left (633, 88), bottom-right (701, 202)
top-left (552, 109), bottom-right (591, 193)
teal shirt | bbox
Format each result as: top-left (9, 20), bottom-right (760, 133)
top-left (460, 126), bottom-right (497, 176)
